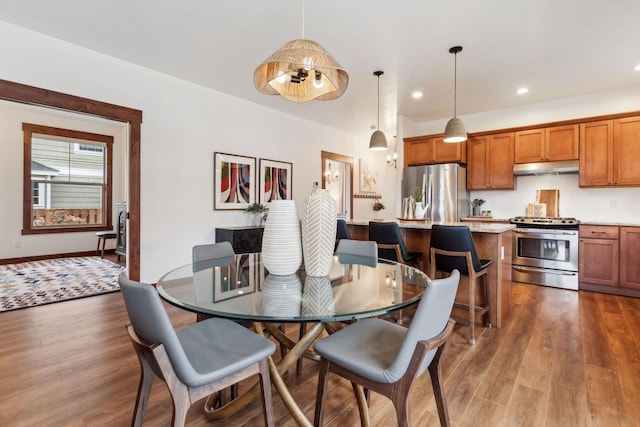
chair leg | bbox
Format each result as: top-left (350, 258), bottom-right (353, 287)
top-left (468, 275), bottom-right (476, 345)
top-left (257, 358), bottom-right (275, 427)
top-left (392, 391), bottom-right (411, 427)
top-left (133, 354), bottom-right (155, 427)
top-left (427, 345), bottom-right (451, 427)
top-left (314, 358), bottom-right (331, 426)
top-left (170, 389), bottom-right (191, 427)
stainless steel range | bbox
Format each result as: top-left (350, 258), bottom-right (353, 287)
top-left (510, 216), bottom-right (579, 290)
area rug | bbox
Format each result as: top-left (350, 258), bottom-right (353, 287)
top-left (0, 256), bottom-right (124, 312)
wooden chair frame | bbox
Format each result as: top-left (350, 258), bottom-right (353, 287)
top-left (125, 323), bottom-right (274, 427)
top-left (430, 248), bottom-right (490, 344)
top-left (314, 319), bottom-right (456, 427)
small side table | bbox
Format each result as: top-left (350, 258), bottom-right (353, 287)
top-left (96, 231), bottom-right (117, 259)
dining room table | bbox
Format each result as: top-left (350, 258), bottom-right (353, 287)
top-left (156, 251), bottom-right (431, 427)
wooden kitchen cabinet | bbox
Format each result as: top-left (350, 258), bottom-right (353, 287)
top-left (514, 124), bottom-right (578, 163)
top-left (579, 225), bottom-right (640, 296)
top-left (403, 134), bottom-right (466, 167)
top-left (620, 227), bottom-right (640, 289)
top-left (579, 225), bottom-right (619, 287)
top-left (467, 132), bottom-right (514, 190)
top-left (580, 116), bottom-right (640, 187)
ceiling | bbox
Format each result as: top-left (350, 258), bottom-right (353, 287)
top-left (1, 0), bottom-right (639, 138)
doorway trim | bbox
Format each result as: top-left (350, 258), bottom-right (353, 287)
top-left (321, 150), bottom-right (354, 219)
top-left (0, 79), bottom-right (143, 280)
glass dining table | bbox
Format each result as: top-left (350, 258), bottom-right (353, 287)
top-left (156, 252), bottom-right (430, 427)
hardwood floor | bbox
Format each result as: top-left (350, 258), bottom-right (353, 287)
top-left (1, 276), bottom-right (639, 426)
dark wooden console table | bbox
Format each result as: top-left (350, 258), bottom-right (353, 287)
top-left (215, 226), bottom-right (264, 254)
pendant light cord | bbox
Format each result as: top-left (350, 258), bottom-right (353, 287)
top-left (301, 0), bottom-right (305, 39)
top-left (453, 50), bottom-right (457, 118)
top-left (377, 74), bottom-right (381, 130)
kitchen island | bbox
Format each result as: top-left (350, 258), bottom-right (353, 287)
top-left (347, 219), bottom-right (515, 328)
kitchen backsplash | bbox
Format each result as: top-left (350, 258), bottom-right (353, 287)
top-left (470, 174), bottom-right (640, 223)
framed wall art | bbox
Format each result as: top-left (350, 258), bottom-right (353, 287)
top-left (359, 158), bottom-right (378, 192)
top-left (214, 152), bottom-right (256, 210)
top-left (259, 158), bottom-right (293, 204)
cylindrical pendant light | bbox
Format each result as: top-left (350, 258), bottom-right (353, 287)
top-left (369, 71), bottom-right (388, 151)
top-left (443, 46), bottom-right (468, 143)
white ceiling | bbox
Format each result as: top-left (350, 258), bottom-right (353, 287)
top-left (1, 0), bottom-right (639, 137)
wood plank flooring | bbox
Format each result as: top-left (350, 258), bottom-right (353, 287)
top-left (1, 275), bottom-right (639, 426)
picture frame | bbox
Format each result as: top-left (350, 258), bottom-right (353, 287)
top-left (259, 158), bottom-right (293, 204)
top-left (359, 158), bottom-right (378, 192)
top-left (214, 152), bottom-right (256, 210)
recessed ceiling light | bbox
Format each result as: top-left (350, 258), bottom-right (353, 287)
top-left (516, 87), bottom-right (529, 95)
top-left (634, 64), bottom-right (640, 71)
top-left (411, 91), bottom-right (423, 99)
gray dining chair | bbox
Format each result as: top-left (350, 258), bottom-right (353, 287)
top-left (119, 273), bottom-right (276, 427)
top-left (335, 239), bottom-right (378, 267)
top-left (313, 270), bottom-right (460, 427)
top-left (193, 240), bottom-right (235, 263)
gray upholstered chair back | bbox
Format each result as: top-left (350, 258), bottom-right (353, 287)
top-left (193, 241), bottom-right (235, 262)
top-left (336, 240), bottom-right (378, 267)
top-left (385, 270), bottom-right (460, 381)
top-left (119, 272), bottom-right (200, 385)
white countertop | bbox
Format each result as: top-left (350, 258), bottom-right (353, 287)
top-left (347, 219), bottom-right (516, 233)
top-left (579, 220), bottom-right (640, 227)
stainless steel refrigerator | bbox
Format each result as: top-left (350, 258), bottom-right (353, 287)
top-left (402, 163), bottom-right (469, 222)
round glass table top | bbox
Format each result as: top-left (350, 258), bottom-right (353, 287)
top-left (156, 253), bottom-right (430, 323)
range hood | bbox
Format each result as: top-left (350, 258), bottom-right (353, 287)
top-left (513, 160), bottom-right (579, 176)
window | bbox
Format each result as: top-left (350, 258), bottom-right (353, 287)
top-left (22, 123), bottom-right (113, 234)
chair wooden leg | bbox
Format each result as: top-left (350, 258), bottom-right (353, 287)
top-left (392, 391), bottom-right (411, 427)
top-left (468, 274), bottom-right (476, 345)
top-left (314, 358), bottom-right (331, 426)
top-left (257, 358), bottom-right (275, 427)
top-left (427, 345), bottom-right (451, 427)
top-left (133, 352), bottom-right (155, 427)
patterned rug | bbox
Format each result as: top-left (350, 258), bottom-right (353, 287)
top-left (0, 257), bottom-right (124, 312)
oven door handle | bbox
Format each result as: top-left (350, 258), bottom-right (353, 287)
top-left (515, 230), bottom-right (578, 236)
top-left (513, 266), bottom-right (577, 276)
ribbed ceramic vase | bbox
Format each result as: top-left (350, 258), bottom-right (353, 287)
top-left (261, 274), bottom-right (302, 316)
top-left (301, 189), bottom-right (337, 276)
top-left (261, 200), bottom-right (301, 275)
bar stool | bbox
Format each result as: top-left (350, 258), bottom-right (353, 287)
top-left (429, 224), bottom-right (491, 345)
top-left (96, 231), bottom-right (117, 259)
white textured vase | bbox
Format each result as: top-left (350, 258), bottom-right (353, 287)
top-left (261, 274), bottom-right (302, 316)
top-left (301, 189), bottom-right (337, 277)
top-left (261, 200), bottom-right (302, 275)
top-left (414, 203), bottom-right (426, 219)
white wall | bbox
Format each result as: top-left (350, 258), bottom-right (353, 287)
top-left (0, 21), bottom-right (375, 282)
top-left (399, 87), bottom-right (640, 223)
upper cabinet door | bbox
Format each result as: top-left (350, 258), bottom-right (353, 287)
top-left (467, 132), bottom-right (514, 190)
top-left (404, 135), bottom-right (466, 166)
top-left (614, 116), bottom-right (640, 186)
top-left (515, 124), bottom-right (578, 163)
top-left (580, 120), bottom-right (614, 187)
top-left (546, 124), bottom-right (579, 161)
top-left (514, 129), bottom-right (545, 163)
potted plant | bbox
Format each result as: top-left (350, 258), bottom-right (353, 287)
top-left (246, 203), bottom-right (268, 226)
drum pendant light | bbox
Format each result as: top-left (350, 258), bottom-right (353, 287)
top-left (369, 70), bottom-right (388, 151)
top-left (443, 46), bottom-right (468, 143)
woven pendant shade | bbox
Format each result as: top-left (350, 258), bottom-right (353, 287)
top-left (254, 39), bottom-right (349, 102)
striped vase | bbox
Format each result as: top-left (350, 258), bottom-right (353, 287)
top-left (301, 189), bottom-right (337, 277)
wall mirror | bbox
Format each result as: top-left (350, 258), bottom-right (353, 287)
top-left (321, 150), bottom-right (353, 219)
